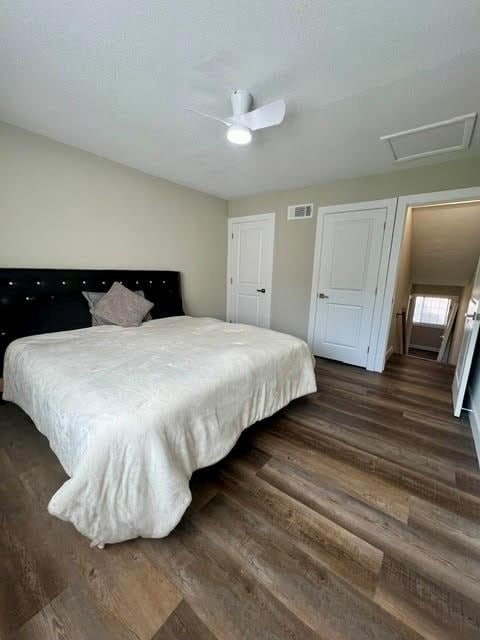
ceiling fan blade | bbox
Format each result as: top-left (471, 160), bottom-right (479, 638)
top-left (238, 99), bottom-right (286, 131)
top-left (186, 108), bottom-right (230, 126)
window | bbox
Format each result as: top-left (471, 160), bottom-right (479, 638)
top-left (413, 296), bottom-right (450, 326)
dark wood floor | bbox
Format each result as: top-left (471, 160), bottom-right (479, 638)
top-left (1, 355), bottom-right (480, 639)
top-left (407, 348), bottom-right (439, 361)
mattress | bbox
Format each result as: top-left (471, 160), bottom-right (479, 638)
top-left (3, 315), bottom-right (316, 545)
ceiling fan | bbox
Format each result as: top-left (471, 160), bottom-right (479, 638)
top-left (187, 90), bottom-right (286, 145)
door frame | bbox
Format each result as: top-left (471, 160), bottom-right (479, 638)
top-left (307, 199), bottom-right (397, 371)
top-left (405, 293), bottom-right (459, 359)
top-left (453, 254), bottom-right (480, 417)
top-left (226, 212), bottom-right (275, 327)
top-left (376, 186), bottom-right (480, 372)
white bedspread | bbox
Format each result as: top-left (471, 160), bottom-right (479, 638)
top-left (3, 316), bottom-right (316, 545)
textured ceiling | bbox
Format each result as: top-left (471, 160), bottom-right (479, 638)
top-left (2, 1), bottom-right (480, 199)
top-left (411, 202), bottom-right (480, 286)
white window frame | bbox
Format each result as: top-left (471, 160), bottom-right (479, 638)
top-left (412, 294), bottom-right (453, 328)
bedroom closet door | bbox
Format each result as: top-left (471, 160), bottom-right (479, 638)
top-left (227, 213), bottom-right (275, 328)
top-left (308, 200), bottom-right (396, 368)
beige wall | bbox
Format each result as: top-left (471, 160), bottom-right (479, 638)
top-left (3, 120), bottom-right (480, 342)
top-left (410, 202), bottom-right (480, 286)
top-left (0, 122), bottom-right (228, 319)
top-left (410, 284), bottom-right (464, 297)
top-left (389, 208), bottom-right (412, 354)
top-left (229, 154), bottom-right (480, 340)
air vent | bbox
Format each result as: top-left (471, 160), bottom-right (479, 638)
top-left (288, 203), bottom-right (313, 220)
top-left (381, 113), bottom-right (477, 162)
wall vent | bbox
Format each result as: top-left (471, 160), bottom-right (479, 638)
top-left (380, 113), bottom-right (477, 162)
top-left (288, 203), bottom-right (313, 220)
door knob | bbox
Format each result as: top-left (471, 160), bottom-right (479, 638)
top-left (256, 288), bottom-right (266, 293)
top-left (318, 293), bottom-right (329, 299)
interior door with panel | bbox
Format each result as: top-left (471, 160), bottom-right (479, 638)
top-left (227, 214), bottom-right (274, 328)
top-left (312, 208), bottom-right (387, 367)
top-left (452, 255), bottom-right (480, 417)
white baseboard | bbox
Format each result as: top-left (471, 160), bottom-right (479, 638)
top-left (468, 390), bottom-right (480, 470)
top-left (385, 346), bottom-right (394, 361)
top-left (409, 344), bottom-right (440, 353)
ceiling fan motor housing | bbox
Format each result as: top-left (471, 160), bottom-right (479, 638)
top-left (231, 90), bottom-right (252, 117)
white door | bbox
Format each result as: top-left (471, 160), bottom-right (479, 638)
top-left (227, 213), bottom-right (275, 328)
top-left (452, 255), bottom-right (480, 417)
top-left (311, 208), bottom-right (387, 366)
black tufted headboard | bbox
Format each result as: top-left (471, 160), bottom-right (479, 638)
top-left (0, 268), bottom-right (184, 374)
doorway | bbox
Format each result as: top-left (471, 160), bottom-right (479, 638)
top-left (405, 292), bottom-right (459, 362)
top-left (226, 213), bottom-right (275, 328)
top-left (383, 189), bottom-right (480, 417)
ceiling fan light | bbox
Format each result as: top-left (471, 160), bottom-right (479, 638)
top-left (226, 124), bottom-right (252, 145)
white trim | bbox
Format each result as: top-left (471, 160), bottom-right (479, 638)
top-left (385, 346), bottom-right (394, 362)
top-left (374, 186), bottom-right (480, 372)
top-left (410, 293), bottom-right (456, 328)
top-left (307, 198), bottom-right (397, 371)
top-left (228, 212), bottom-right (275, 225)
top-left (226, 212), bottom-right (275, 328)
top-left (380, 113), bottom-right (477, 162)
top-left (468, 387), bottom-right (480, 468)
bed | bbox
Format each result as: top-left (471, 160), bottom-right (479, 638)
top-left (1, 268), bottom-right (316, 546)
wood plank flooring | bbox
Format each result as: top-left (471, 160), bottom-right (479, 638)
top-left (1, 354), bottom-right (480, 639)
top-left (408, 349), bottom-right (438, 361)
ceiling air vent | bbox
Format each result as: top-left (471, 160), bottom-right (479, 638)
top-left (288, 203), bottom-right (313, 220)
top-left (381, 113), bottom-right (477, 162)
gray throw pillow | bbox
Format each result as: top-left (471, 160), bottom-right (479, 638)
top-left (82, 291), bottom-right (111, 326)
top-left (82, 290), bottom-right (153, 326)
top-left (91, 282), bottom-right (154, 328)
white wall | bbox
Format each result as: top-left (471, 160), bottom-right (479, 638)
top-left (0, 122), bottom-right (228, 319)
